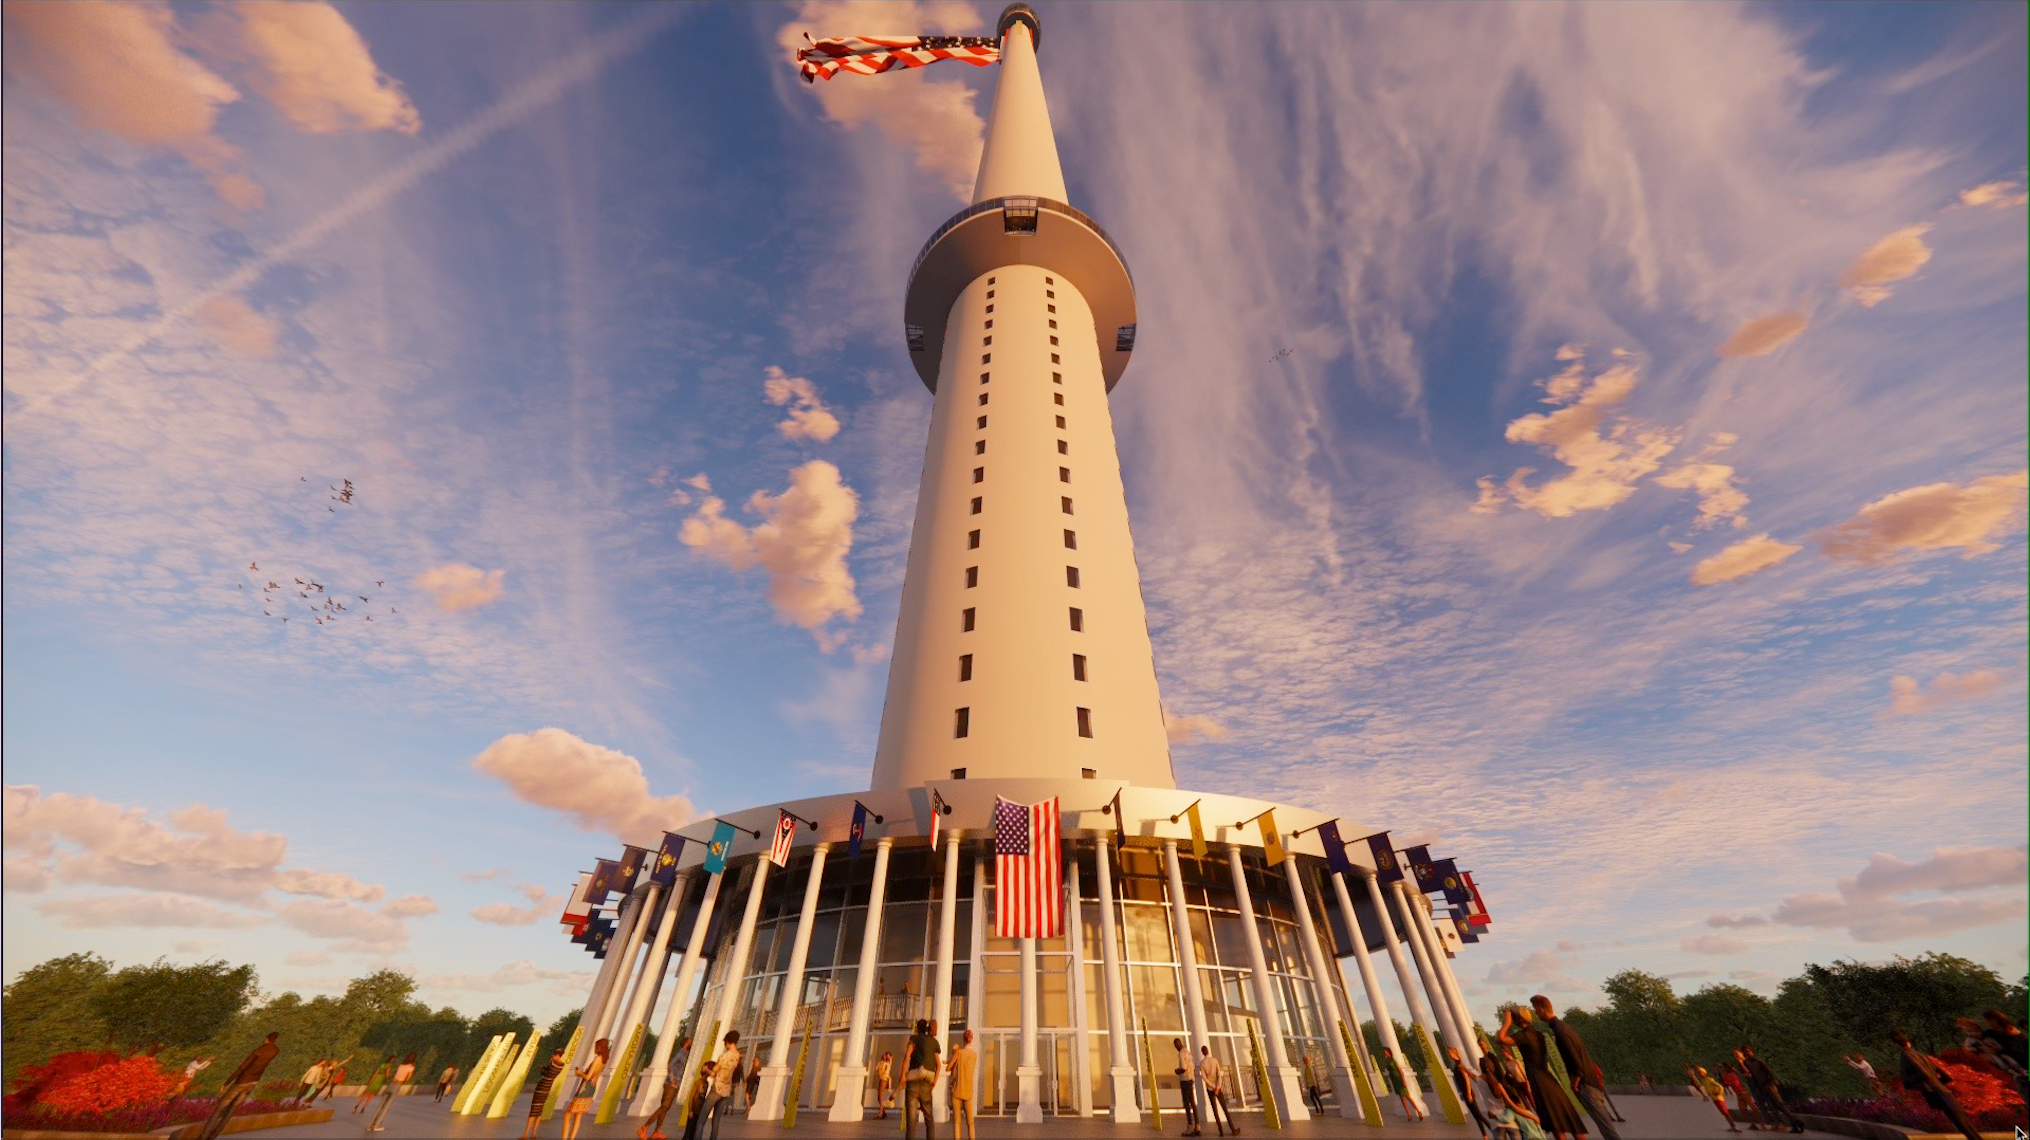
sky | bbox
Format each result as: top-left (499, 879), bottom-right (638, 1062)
top-left (3, 0), bottom-right (2025, 1029)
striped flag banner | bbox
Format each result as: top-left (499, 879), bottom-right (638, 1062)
top-left (796, 34), bottom-right (1000, 83)
top-left (770, 810), bottom-right (797, 867)
top-left (993, 795), bottom-right (1061, 939)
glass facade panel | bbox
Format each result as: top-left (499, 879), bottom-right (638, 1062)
top-left (1121, 904), bottom-right (1173, 963)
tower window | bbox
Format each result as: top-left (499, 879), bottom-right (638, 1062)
top-left (1081, 767), bottom-right (1097, 779)
top-left (1066, 566), bottom-right (1080, 588)
top-left (1049, 336), bottom-right (1059, 346)
top-left (1054, 393), bottom-right (1063, 405)
top-left (1045, 276), bottom-right (1054, 284)
top-left (1050, 353), bottom-right (1060, 364)
top-left (955, 708), bottom-right (971, 738)
top-left (1076, 707), bottom-right (1093, 737)
top-left (983, 337), bottom-right (992, 346)
top-left (1072, 653), bottom-right (1087, 681)
top-left (968, 529), bottom-right (980, 549)
top-left (959, 653), bottom-right (973, 681)
top-left (962, 607), bottom-right (976, 631)
top-left (989, 277), bottom-right (996, 285)
top-left (984, 320), bottom-right (994, 329)
top-left (1049, 319), bottom-right (1058, 329)
top-left (1056, 415), bottom-right (1066, 428)
top-left (980, 372), bottom-right (990, 385)
top-left (970, 497), bottom-right (982, 514)
top-left (1061, 496), bottom-right (1073, 514)
top-left (981, 354), bottom-right (991, 365)
top-left (1069, 607), bottom-right (1083, 631)
top-left (1048, 304), bottom-right (1057, 314)
top-left (965, 566), bottom-right (978, 588)
top-left (1052, 373), bottom-right (1061, 384)
top-left (986, 304), bottom-right (994, 314)
top-left (952, 767), bottom-right (967, 780)
top-left (979, 393), bottom-right (989, 406)
top-left (1059, 467), bottom-right (1071, 483)
top-left (972, 467), bottom-right (984, 483)
top-left (1057, 440), bottom-right (1068, 454)
top-left (1047, 290), bottom-right (1056, 299)
top-left (977, 415), bottom-right (987, 429)
top-left (975, 440), bottom-right (986, 455)
top-left (1064, 529), bottom-right (1077, 549)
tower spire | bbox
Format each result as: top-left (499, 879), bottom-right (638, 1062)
top-left (972, 5), bottom-right (1068, 204)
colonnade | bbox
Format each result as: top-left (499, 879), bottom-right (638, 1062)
top-left (566, 834), bottom-right (1484, 1125)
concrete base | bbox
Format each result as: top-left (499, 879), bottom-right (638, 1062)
top-left (749, 1064), bottom-right (790, 1122)
top-left (827, 1064), bottom-right (868, 1122)
top-left (625, 1063), bottom-right (667, 1117)
top-left (1269, 1063), bottom-right (1312, 1122)
top-left (1016, 1064), bottom-right (1043, 1123)
top-left (1329, 1067), bottom-right (1360, 1119)
top-left (1108, 1065), bottom-right (1142, 1123)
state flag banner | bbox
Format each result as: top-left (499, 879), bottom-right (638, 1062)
top-left (1109, 791), bottom-right (1125, 852)
top-left (651, 834), bottom-right (685, 887)
top-left (1404, 844), bottom-right (1439, 892)
top-left (1186, 803), bottom-right (1208, 860)
top-left (1317, 820), bottom-right (1355, 875)
top-left (994, 796), bottom-right (1062, 939)
top-left (616, 845), bottom-right (647, 892)
top-left (703, 820), bottom-right (739, 875)
top-left (929, 790), bottom-right (947, 855)
top-left (560, 872), bottom-right (594, 928)
top-left (587, 859), bottom-right (619, 904)
top-left (1463, 871), bottom-right (1492, 925)
top-left (1364, 832), bottom-right (1404, 884)
top-left (1436, 858), bottom-right (1470, 905)
top-left (1259, 809), bottom-right (1285, 867)
top-left (848, 803), bottom-right (868, 860)
top-left (770, 811), bottom-right (797, 867)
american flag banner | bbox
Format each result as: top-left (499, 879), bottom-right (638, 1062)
top-left (796, 34), bottom-right (1000, 83)
top-left (993, 795), bottom-right (1061, 939)
top-left (770, 810), bottom-right (797, 867)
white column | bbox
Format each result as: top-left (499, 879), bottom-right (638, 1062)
top-left (599, 879), bottom-right (679, 1100)
top-left (1284, 858), bottom-right (1359, 1117)
top-left (1412, 897), bottom-right (1482, 1062)
top-left (1349, 871), bottom-right (1419, 1104)
top-left (1017, 934), bottom-right (1043, 1122)
top-left (1092, 838), bottom-right (1140, 1122)
top-left (753, 846), bottom-right (828, 1121)
top-left (931, 831), bottom-right (962, 1124)
top-left (829, 837), bottom-right (893, 1122)
top-left (639, 868), bottom-right (724, 1116)
top-left (584, 885), bottom-right (655, 1067)
top-left (1328, 873), bottom-right (1387, 1090)
top-left (1391, 881), bottom-right (1465, 1056)
top-left (1065, 846), bottom-right (1091, 1117)
top-left (1364, 873), bottom-right (1437, 1113)
top-left (1162, 840), bottom-right (1211, 1125)
top-left (1227, 846), bottom-right (1307, 1120)
top-left (568, 894), bottom-right (635, 1074)
top-left (705, 857), bottom-right (772, 1067)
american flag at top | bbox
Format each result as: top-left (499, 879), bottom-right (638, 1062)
top-left (993, 795), bottom-right (1061, 939)
top-left (796, 34), bottom-right (1000, 83)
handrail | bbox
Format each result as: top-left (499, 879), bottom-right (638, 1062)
top-left (910, 196), bottom-right (1134, 287)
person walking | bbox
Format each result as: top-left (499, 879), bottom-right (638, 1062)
top-left (1719, 1065), bottom-right (1761, 1130)
top-left (1841, 1054), bottom-right (1882, 1096)
top-left (703, 1030), bottom-right (742, 1139)
top-left (744, 1054), bottom-right (762, 1111)
top-left (1301, 1051), bottom-right (1326, 1117)
top-left (1738, 1047), bottom-right (1802, 1134)
top-left (1592, 1063), bottom-right (1625, 1122)
top-left (319, 1057), bottom-right (351, 1102)
top-left (1199, 1044), bottom-right (1237, 1137)
top-left (1695, 1067), bottom-right (1741, 1134)
top-left (636, 1063), bottom-right (679, 1140)
top-left (1478, 1054), bottom-right (1543, 1140)
top-left (195, 1032), bottom-right (281, 1140)
top-left (946, 1029), bottom-right (979, 1140)
top-left (365, 1053), bottom-right (414, 1132)
top-left (901, 1018), bottom-right (939, 1139)
top-left (294, 1058), bottom-right (327, 1107)
top-left (681, 1063), bottom-right (716, 1140)
top-left (1534, 997), bottom-right (1617, 1140)
top-left (352, 1057), bottom-right (392, 1115)
top-left (1497, 1006), bottom-right (1586, 1140)
top-left (435, 1062), bottom-right (459, 1102)
top-left (1981, 1009), bottom-right (2030, 1100)
top-left (1379, 1046), bottom-right (1422, 1122)
top-left (1890, 1030), bottom-right (1982, 1140)
top-left (173, 1055), bottom-right (214, 1100)
top-left (524, 1049), bottom-right (564, 1140)
top-left (1450, 1045), bottom-right (1491, 1137)
top-left (1173, 1037), bottom-right (1202, 1136)
top-left (875, 1050), bottom-right (895, 1119)
top-left (561, 1038), bottom-right (608, 1140)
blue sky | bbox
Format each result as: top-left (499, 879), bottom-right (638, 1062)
top-left (4, 0), bottom-right (2024, 1024)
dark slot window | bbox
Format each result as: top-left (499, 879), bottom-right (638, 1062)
top-left (959, 654), bottom-right (973, 681)
top-left (1050, 336), bottom-right (1059, 346)
top-left (1064, 529), bottom-right (1077, 549)
top-left (982, 337), bottom-right (992, 346)
top-left (1056, 415), bottom-right (1066, 428)
top-left (1069, 607), bottom-right (1083, 631)
top-left (977, 415), bottom-right (988, 429)
top-left (979, 393), bottom-right (989, 405)
top-left (984, 319), bottom-right (994, 329)
top-left (1045, 276), bottom-right (1054, 284)
top-left (975, 440), bottom-right (986, 455)
top-left (1066, 566), bottom-right (1081, 588)
top-left (1061, 496), bottom-right (1073, 514)
top-left (986, 304), bottom-right (995, 314)
top-left (955, 708), bottom-right (970, 738)
top-left (968, 529), bottom-right (980, 549)
top-left (972, 467), bottom-right (984, 483)
top-left (1076, 707), bottom-right (1093, 737)
top-left (962, 607), bottom-right (976, 631)
top-left (1072, 653), bottom-right (1087, 681)
top-left (1053, 372), bottom-right (1062, 384)
top-left (1049, 319), bottom-right (1058, 329)
top-left (1057, 440), bottom-right (1068, 454)
top-left (1054, 393), bottom-right (1064, 405)
top-left (1059, 467), bottom-right (1071, 483)
top-left (965, 566), bottom-right (978, 588)
top-left (1048, 304), bottom-right (1057, 313)
top-left (1051, 353), bottom-right (1061, 364)
top-left (980, 372), bottom-right (990, 385)
top-left (1081, 767), bottom-right (1097, 779)
top-left (970, 496), bottom-right (982, 514)
top-left (952, 767), bottom-right (967, 780)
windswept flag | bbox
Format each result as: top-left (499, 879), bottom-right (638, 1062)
top-left (1363, 832), bottom-right (1403, 884)
top-left (560, 872), bottom-right (593, 933)
top-left (848, 802), bottom-right (868, 859)
top-left (994, 796), bottom-right (1061, 938)
top-left (1450, 906), bottom-right (1481, 943)
top-left (587, 859), bottom-right (619, 905)
top-left (770, 811), bottom-right (797, 867)
top-left (1404, 844), bottom-right (1438, 892)
top-left (929, 790), bottom-right (948, 854)
top-left (1317, 820), bottom-right (1354, 875)
top-left (1436, 859), bottom-right (1470, 905)
top-left (1463, 871), bottom-right (1492, 926)
top-left (1185, 803), bottom-right (1208, 860)
top-left (795, 34), bottom-right (999, 84)
top-left (616, 845), bottom-right (647, 893)
top-left (651, 834), bottom-right (685, 888)
top-left (1258, 809), bottom-right (1286, 867)
top-left (704, 820), bottom-right (739, 875)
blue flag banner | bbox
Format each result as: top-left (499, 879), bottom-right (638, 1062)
top-left (587, 859), bottom-right (619, 904)
top-left (1364, 832), bottom-right (1403, 884)
top-left (1317, 820), bottom-right (1354, 875)
top-left (616, 845), bottom-right (647, 892)
top-left (650, 833), bottom-right (685, 887)
top-left (848, 803), bottom-right (868, 860)
top-left (1405, 845), bottom-right (1439, 892)
top-left (1436, 859), bottom-right (1470, 905)
top-left (703, 820), bottom-right (739, 875)
top-left (1450, 906), bottom-right (1481, 943)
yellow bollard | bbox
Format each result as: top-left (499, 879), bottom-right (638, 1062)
top-left (464, 1035), bottom-right (520, 1116)
top-left (1248, 1022), bottom-right (1281, 1130)
top-left (449, 1035), bottom-right (504, 1114)
top-left (594, 1019), bottom-right (647, 1124)
top-left (1412, 1023), bottom-right (1465, 1125)
top-left (540, 1026), bottom-right (585, 1122)
top-left (487, 1033), bottom-right (541, 1118)
top-left (1139, 1019), bottom-right (1162, 1130)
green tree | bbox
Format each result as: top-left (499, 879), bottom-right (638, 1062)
top-left (90, 959), bottom-right (256, 1055)
top-left (1765, 976), bottom-right (1867, 1098)
top-left (362, 1007), bottom-right (469, 1075)
top-left (464, 1008), bottom-right (537, 1068)
top-left (536, 1008), bottom-right (582, 1060)
top-left (1681, 983), bottom-right (1776, 1064)
top-left (2, 952), bottom-right (113, 1082)
top-left (1804, 953), bottom-right (2010, 1055)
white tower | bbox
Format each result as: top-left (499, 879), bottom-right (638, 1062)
top-left (873, 4), bottom-right (1173, 793)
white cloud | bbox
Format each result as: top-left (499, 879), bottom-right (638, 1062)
top-left (1473, 352), bottom-right (1679, 519)
top-left (210, 1), bottom-right (421, 135)
top-left (470, 884), bottom-right (561, 926)
top-left (1706, 913), bottom-right (1769, 929)
top-left (1681, 933), bottom-right (1749, 955)
top-left (1688, 534), bottom-right (1800, 585)
top-left (763, 366), bottom-right (842, 443)
top-left (1819, 471), bottom-right (2028, 562)
top-left (414, 563), bottom-right (508, 611)
top-left (1841, 224), bottom-right (1933, 306)
top-left (777, 1), bottom-right (989, 198)
top-left (1715, 311), bottom-right (1808, 358)
top-left (680, 460), bottom-right (863, 641)
top-left (5, 856), bottom-right (53, 893)
top-left (277, 897), bottom-right (409, 954)
top-left (1884, 669), bottom-right (2004, 718)
top-left (1846, 846), bottom-right (2028, 899)
top-left (6, 784), bottom-right (287, 903)
top-left (1771, 845), bottom-right (2029, 942)
top-left (1958, 181), bottom-right (2027, 209)
top-left (1654, 456), bottom-right (1749, 529)
top-left (1165, 712), bottom-right (1231, 745)
top-left (419, 959), bottom-right (589, 995)
top-left (38, 891), bottom-right (267, 929)
top-left (286, 950), bottom-right (333, 966)
top-left (381, 894), bottom-right (439, 918)
top-left (1483, 949), bottom-right (1591, 994)
top-left (195, 294), bottom-right (281, 359)
top-left (274, 869), bottom-right (386, 902)
top-left (471, 727), bottom-right (696, 845)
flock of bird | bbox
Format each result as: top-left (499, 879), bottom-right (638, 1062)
top-left (238, 478), bottom-right (397, 630)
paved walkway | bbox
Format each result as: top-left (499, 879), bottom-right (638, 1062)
top-left (264, 1091), bottom-right (1861, 1139)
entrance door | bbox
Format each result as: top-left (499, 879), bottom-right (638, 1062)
top-left (976, 1032), bottom-right (1069, 1116)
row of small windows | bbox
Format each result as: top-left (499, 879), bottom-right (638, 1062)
top-left (956, 651), bottom-right (1087, 683)
top-left (958, 563), bottom-right (1078, 589)
top-left (953, 705), bottom-right (1092, 738)
top-left (958, 604), bottom-right (1083, 633)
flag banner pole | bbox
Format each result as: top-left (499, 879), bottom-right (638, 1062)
top-left (674, 1019), bottom-right (719, 1130)
top-left (1338, 1019), bottom-right (1384, 1128)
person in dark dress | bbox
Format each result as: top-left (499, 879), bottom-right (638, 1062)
top-left (1534, 997), bottom-right (1619, 1140)
top-left (1738, 1047), bottom-right (1802, 1134)
top-left (196, 1033), bottom-right (281, 1140)
top-left (1891, 1030), bottom-right (1982, 1140)
top-left (525, 1049), bottom-right (564, 1140)
top-left (1497, 1007), bottom-right (1586, 1140)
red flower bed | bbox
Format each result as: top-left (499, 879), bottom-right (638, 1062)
top-left (5, 1049), bottom-right (124, 1109)
top-left (38, 1056), bottom-right (178, 1114)
top-left (1798, 1051), bottom-right (2028, 1136)
top-left (1, 1095), bottom-right (293, 1135)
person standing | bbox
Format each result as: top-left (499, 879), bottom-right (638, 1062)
top-left (525, 1049), bottom-right (564, 1140)
top-left (1173, 1037), bottom-right (1201, 1137)
top-left (876, 1050), bottom-right (895, 1119)
top-left (294, 1058), bottom-right (327, 1107)
top-left (1719, 1065), bottom-right (1760, 1130)
top-left (1890, 1030), bottom-right (1982, 1140)
top-left (1301, 1051), bottom-right (1326, 1117)
top-left (946, 1029), bottom-right (979, 1140)
top-left (636, 1063), bottom-right (679, 1140)
top-left (1738, 1047), bottom-right (1802, 1134)
top-left (1533, 997), bottom-right (1617, 1140)
top-left (195, 1032), bottom-right (281, 1140)
top-left (1449, 1045), bottom-right (1490, 1137)
top-left (353, 1057), bottom-right (392, 1115)
top-left (435, 1062), bottom-right (459, 1102)
top-left (1841, 1054), bottom-right (1882, 1096)
top-left (1478, 1054), bottom-right (1542, 1140)
top-left (1695, 1067), bottom-right (1740, 1134)
top-left (365, 1052), bottom-right (414, 1132)
top-left (562, 1038), bottom-right (608, 1140)
top-left (1199, 1045), bottom-right (1236, 1137)
top-left (681, 1063), bottom-right (715, 1140)
top-left (704, 1030), bottom-right (742, 1139)
top-left (1379, 1046), bottom-right (1422, 1122)
top-left (1497, 1006), bottom-right (1585, 1140)
top-left (901, 1018), bottom-right (939, 1139)
top-left (174, 1055), bottom-right (214, 1100)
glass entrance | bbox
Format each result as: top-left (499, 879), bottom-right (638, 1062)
top-left (976, 1030), bottom-right (1077, 1116)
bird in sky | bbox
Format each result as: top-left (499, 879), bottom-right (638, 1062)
top-left (247, 561), bottom-right (258, 570)
top-left (375, 580), bottom-right (383, 587)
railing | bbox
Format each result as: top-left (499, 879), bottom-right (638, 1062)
top-left (909, 196), bottom-right (1134, 287)
top-left (752, 994), bottom-right (971, 1038)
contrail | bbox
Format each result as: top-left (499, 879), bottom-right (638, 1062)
top-left (13, 3), bottom-right (686, 420)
